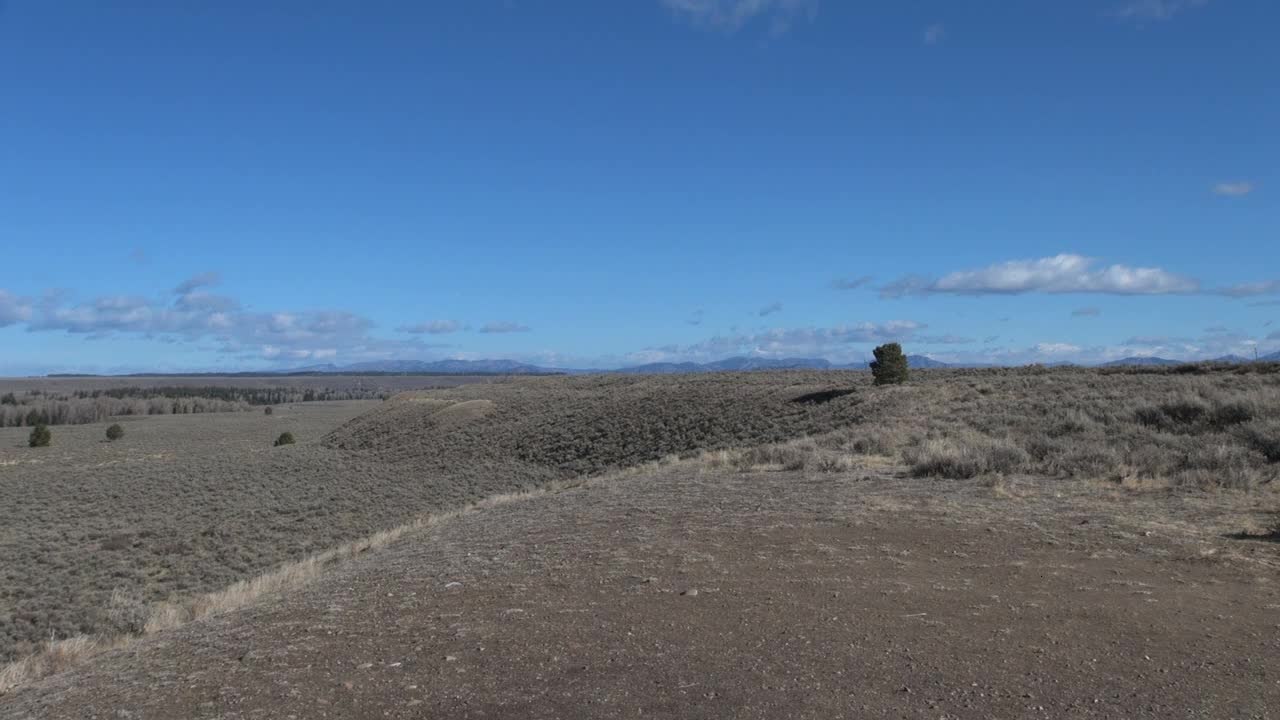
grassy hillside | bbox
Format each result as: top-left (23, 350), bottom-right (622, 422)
top-left (324, 372), bottom-right (874, 479)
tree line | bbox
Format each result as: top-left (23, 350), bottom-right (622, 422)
top-left (0, 385), bottom-right (389, 428)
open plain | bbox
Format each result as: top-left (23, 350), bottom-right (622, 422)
top-left (2, 366), bottom-right (1279, 717)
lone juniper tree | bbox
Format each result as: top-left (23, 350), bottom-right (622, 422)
top-left (28, 424), bottom-right (51, 448)
top-left (870, 343), bottom-right (910, 386)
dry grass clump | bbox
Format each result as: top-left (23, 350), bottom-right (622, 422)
top-left (836, 368), bottom-right (1280, 490)
top-left (904, 435), bottom-right (1029, 479)
top-left (0, 636), bottom-right (128, 695)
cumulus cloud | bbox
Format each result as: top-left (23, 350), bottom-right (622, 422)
top-left (923, 23), bottom-right (945, 45)
top-left (1072, 307), bottom-right (1102, 317)
top-left (661, 0), bottom-right (817, 32)
top-left (399, 320), bottom-right (464, 335)
top-left (0, 290), bottom-right (33, 327)
top-left (881, 254), bottom-right (1199, 298)
top-left (479, 321), bottom-right (531, 334)
top-left (1213, 181), bottom-right (1254, 196)
top-left (831, 276), bottom-right (873, 290)
top-left (1110, 0), bottom-right (1210, 21)
top-left (758, 301), bottom-right (783, 317)
top-left (4, 277), bottom-right (446, 363)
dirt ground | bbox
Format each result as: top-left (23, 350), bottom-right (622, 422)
top-left (5, 463), bottom-right (1278, 719)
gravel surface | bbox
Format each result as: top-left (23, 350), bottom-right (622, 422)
top-left (6, 465), bottom-right (1277, 719)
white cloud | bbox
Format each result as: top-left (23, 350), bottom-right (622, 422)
top-left (479, 321), bottom-right (531, 334)
top-left (1110, 0), bottom-right (1211, 21)
top-left (1213, 181), bottom-right (1254, 196)
top-left (661, 0), bottom-right (817, 32)
top-left (881, 253), bottom-right (1200, 298)
top-left (0, 290), bottom-right (33, 327)
top-left (1034, 342), bottom-right (1082, 355)
top-left (923, 23), bottom-right (945, 45)
top-left (399, 320), bottom-right (464, 335)
top-left (7, 278), bottom-right (448, 364)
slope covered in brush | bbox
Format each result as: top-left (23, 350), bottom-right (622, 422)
top-left (323, 372), bottom-right (869, 479)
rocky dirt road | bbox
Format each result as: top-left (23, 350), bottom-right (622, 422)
top-left (4, 466), bottom-right (1278, 719)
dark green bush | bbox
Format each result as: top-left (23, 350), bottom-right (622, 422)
top-left (105, 424), bottom-right (124, 441)
top-left (28, 424), bottom-right (51, 447)
top-left (870, 343), bottom-right (910, 386)
top-left (264, 406), bottom-right (274, 415)
top-left (273, 432), bottom-right (296, 447)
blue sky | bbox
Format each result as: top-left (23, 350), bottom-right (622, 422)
top-left (1, 0), bottom-right (1277, 373)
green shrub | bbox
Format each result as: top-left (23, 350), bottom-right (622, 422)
top-left (870, 343), bottom-right (909, 386)
top-left (28, 424), bottom-right (51, 448)
top-left (273, 432), bottom-right (296, 447)
top-left (105, 424), bottom-right (124, 442)
top-left (264, 406), bottom-right (273, 415)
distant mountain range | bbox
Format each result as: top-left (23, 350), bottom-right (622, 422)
top-left (1100, 352), bottom-right (1280, 367)
top-left (285, 352), bottom-right (1280, 376)
top-left (288, 359), bottom-right (560, 375)
top-left (610, 357), bottom-right (863, 374)
top-left (46, 351), bottom-right (1280, 378)
top-left (1099, 356), bottom-right (1185, 367)
top-left (285, 354), bottom-right (955, 375)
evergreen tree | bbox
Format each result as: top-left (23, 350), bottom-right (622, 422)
top-left (28, 424), bottom-right (51, 447)
top-left (870, 343), bottom-right (910, 385)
